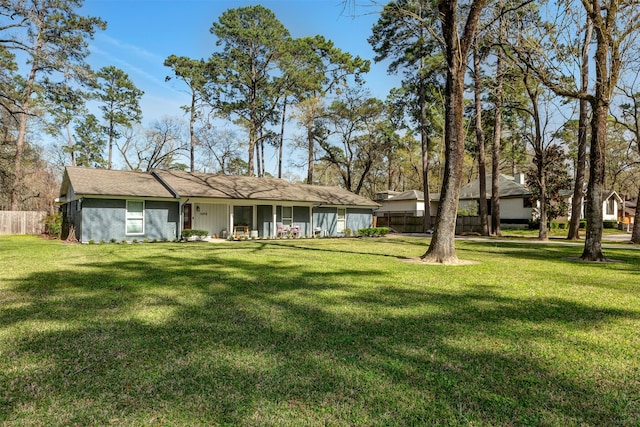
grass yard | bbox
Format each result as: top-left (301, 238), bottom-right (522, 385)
top-left (1, 235), bottom-right (639, 426)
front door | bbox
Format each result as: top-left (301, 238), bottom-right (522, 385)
top-left (183, 203), bottom-right (192, 230)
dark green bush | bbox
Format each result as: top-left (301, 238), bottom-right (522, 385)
top-left (358, 227), bottom-right (390, 237)
top-left (42, 212), bottom-right (62, 238)
top-left (603, 220), bottom-right (618, 229)
top-left (181, 229), bottom-right (208, 240)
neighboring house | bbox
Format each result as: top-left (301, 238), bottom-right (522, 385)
top-left (374, 173), bottom-right (626, 231)
top-left (373, 190), bottom-right (437, 218)
top-left (375, 174), bottom-right (534, 228)
top-left (455, 173), bottom-right (534, 227)
top-left (58, 167), bottom-right (378, 243)
top-left (562, 190), bottom-right (625, 223)
top-left (602, 191), bottom-right (624, 222)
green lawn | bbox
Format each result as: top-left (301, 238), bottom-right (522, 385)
top-left (1, 235), bottom-right (639, 426)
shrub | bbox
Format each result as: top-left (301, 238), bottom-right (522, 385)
top-left (358, 227), bottom-right (390, 237)
top-left (181, 229), bottom-right (208, 240)
top-left (132, 238), bottom-right (138, 244)
top-left (42, 213), bottom-right (62, 238)
top-left (603, 220), bottom-right (618, 229)
top-left (110, 238), bottom-right (117, 243)
top-left (88, 239), bottom-right (95, 244)
top-left (100, 239), bottom-right (106, 244)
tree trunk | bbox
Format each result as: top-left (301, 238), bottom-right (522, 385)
top-left (473, 43), bottom-right (489, 236)
top-left (419, 69), bottom-right (432, 232)
top-left (305, 98), bottom-right (319, 185)
top-left (421, 69), bottom-right (465, 263)
top-left (66, 122), bottom-right (75, 167)
top-left (567, 17), bottom-right (592, 240)
top-left (537, 158), bottom-right (548, 240)
top-left (581, 0), bottom-right (613, 262)
top-left (279, 99), bottom-right (287, 179)
top-left (491, 20), bottom-right (504, 237)
top-left (422, 9), bottom-right (465, 263)
top-left (631, 186), bottom-right (640, 244)
top-left (421, 0), bottom-right (486, 263)
top-left (190, 92), bottom-right (197, 172)
top-left (10, 58), bottom-right (39, 210)
top-left (581, 98), bottom-right (607, 261)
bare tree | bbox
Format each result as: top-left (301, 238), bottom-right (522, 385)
top-left (118, 117), bottom-right (187, 172)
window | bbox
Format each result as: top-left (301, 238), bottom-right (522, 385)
top-left (233, 205), bottom-right (252, 228)
top-left (126, 200), bottom-right (144, 234)
top-left (337, 208), bottom-right (346, 233)
top-left (606, 198), bottom-right (615, 215)
top-left (282, 206), bottom-right (293, 226)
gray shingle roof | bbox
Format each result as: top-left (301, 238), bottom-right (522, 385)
top-left (299, 184), bottom-right (379, 207)
top-left (61, 167), bottom-right (176, 199)
top-left (154, 169), bottom-right (325, 203)
top-left (387, 190), bottom-right (425, 201)
top-left (60, 167), bottom-right (378, 208)
top-left (459, 174), bottom-right (532, 199)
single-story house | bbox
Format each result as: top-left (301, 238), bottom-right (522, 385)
top-left (58, 167), bottom-right (379, 243)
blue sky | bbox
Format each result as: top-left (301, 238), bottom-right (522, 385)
top-left (79, 0), bottom-right (398, 130)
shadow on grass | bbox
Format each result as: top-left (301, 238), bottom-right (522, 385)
top-left (1, 242), bottom-right (639, 425)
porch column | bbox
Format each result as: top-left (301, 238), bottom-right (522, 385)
top-left (252, 206), bottom-right (257, 232)
top-left (272, 204), bottom-right (277, 237)
top-left (229, 205), bottom-right (234, 237)
top-left (309, 205), bottom-right (313, 237)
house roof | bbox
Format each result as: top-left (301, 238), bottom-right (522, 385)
top-left (60, 167), bottom-right (176, 199)
top-left (154, 169), bottom-right (325, 203)
top-left (459, 174), bottom-right (532, 199)
top-left (388, 190), bottom-right (425, 202)
top-left (60, 167), bottom-right (378, 208)
top-left (299, 184), bottom-right (379, 208)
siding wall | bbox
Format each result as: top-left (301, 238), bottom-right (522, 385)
top-left (191, 203), bottom-right (228, 237)
top-left (80, 199), bottom-right (179, 243)
top-left (313, 207), bottom-right (337, 236)
top-left (346, 208), bottom-right (374, 232)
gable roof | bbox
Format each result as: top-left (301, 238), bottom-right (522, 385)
top-left (459, 174), bottom-right (532, 199)
top-left (60, 167), bottom-right (176, 199)
top-left (60, 167), bottom-right (378, 208)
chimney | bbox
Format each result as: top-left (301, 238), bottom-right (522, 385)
top-left (514, 172), bottom-right (526, 185)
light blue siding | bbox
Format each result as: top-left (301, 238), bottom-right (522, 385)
top-left (80, 199), bottom-right (178, 243)
top-left (313, 207), bottom-right (337, 236)
top-left (346, 208), bottom-right (374, 234)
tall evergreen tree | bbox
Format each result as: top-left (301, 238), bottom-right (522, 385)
top-left (164, 55), bottom-right (207, 172)
top-left (0, 0), bottom-right (105, 209)
top-left (206, 5), bottom-right (291, 177)
top-left (369, 0), bottom-right (445, 231)
top-left (94, 66), bottom-right (143, 170)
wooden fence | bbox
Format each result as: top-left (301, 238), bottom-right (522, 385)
top-left (0, 211), bottom-right (48, 235)
top-left (375, 213), bottom-right (484, 234)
